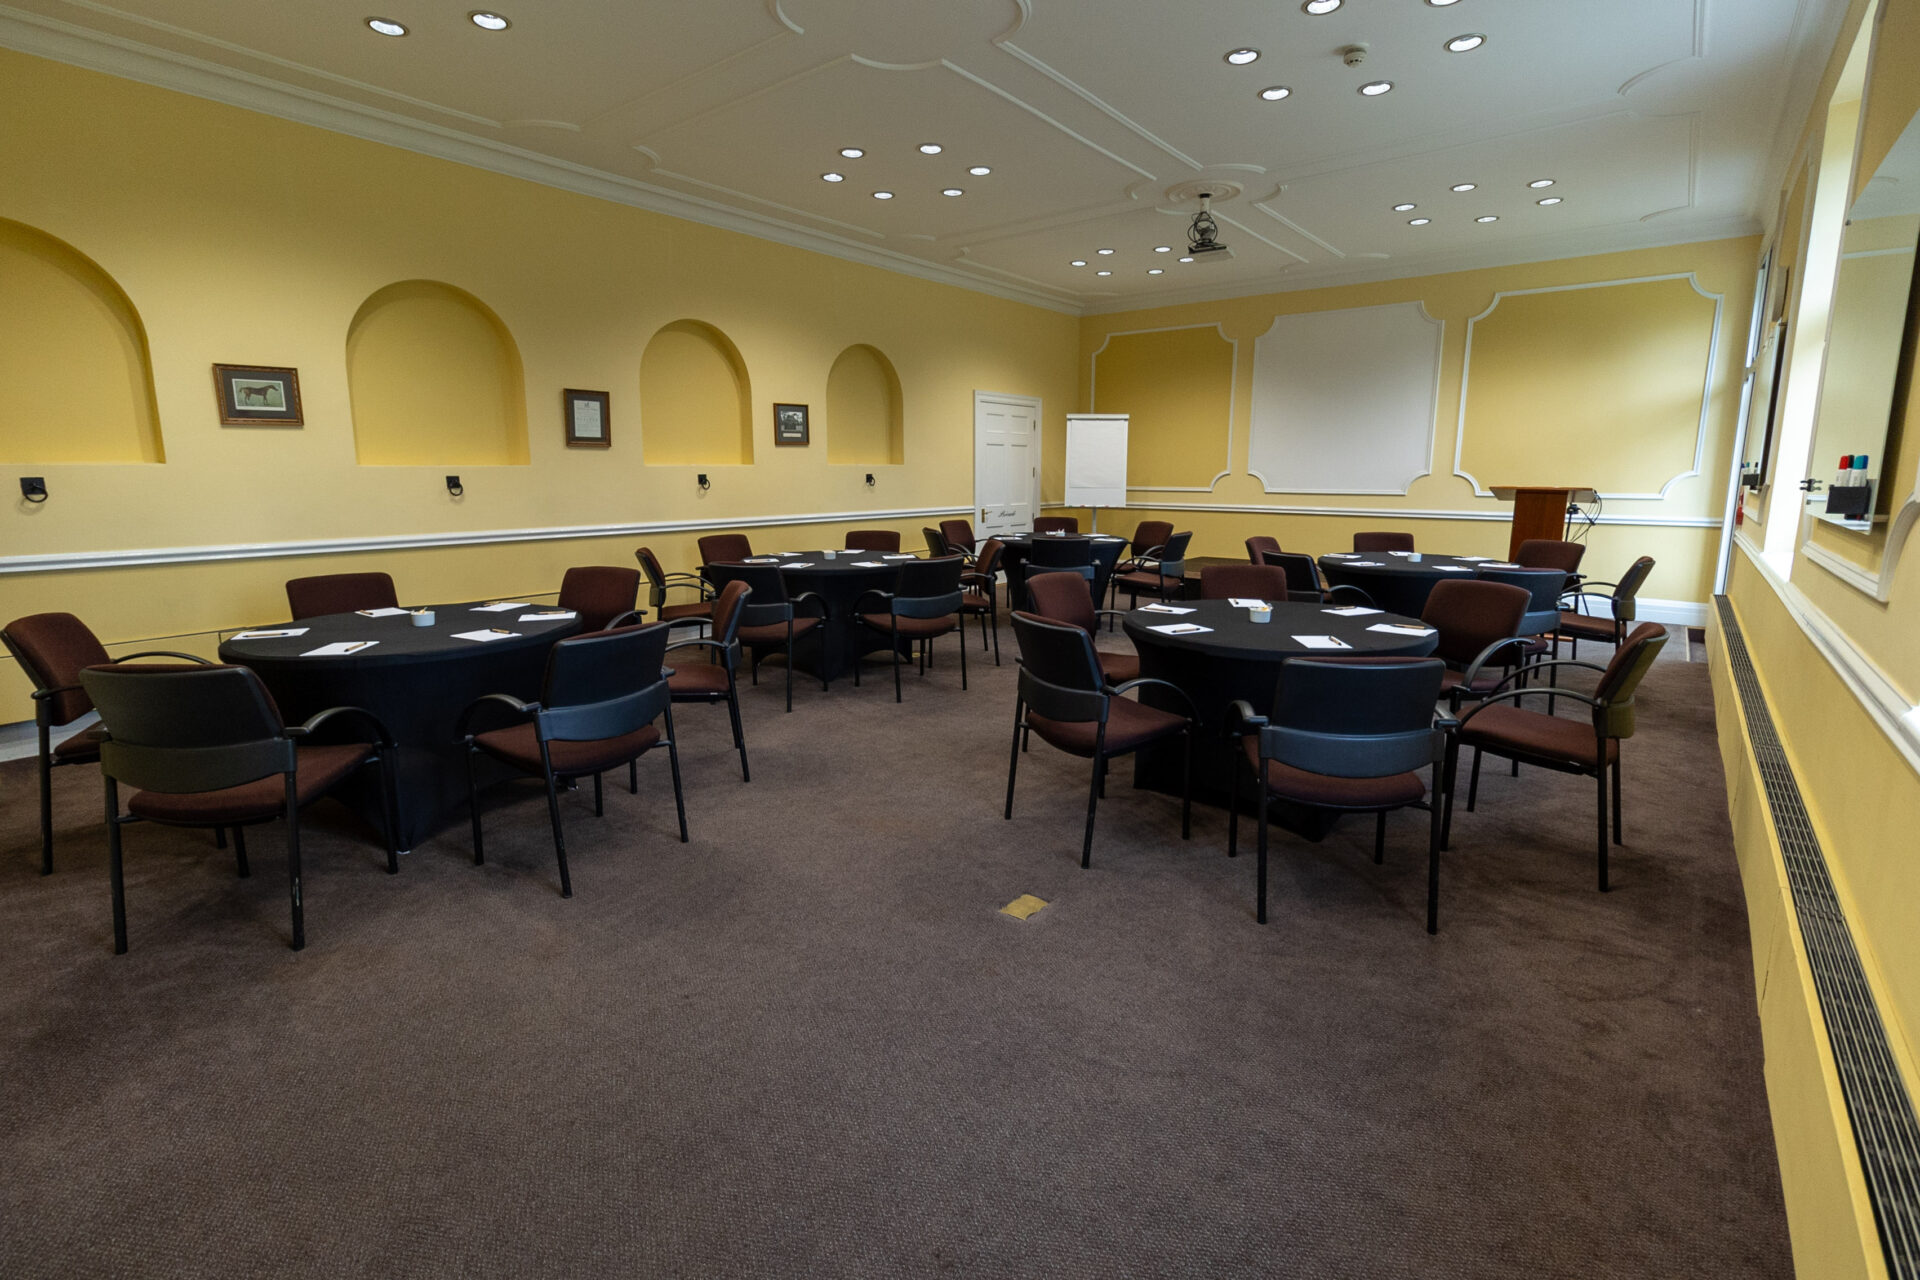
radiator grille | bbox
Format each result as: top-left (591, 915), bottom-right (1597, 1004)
top-left (1717, 595), bottom-right (1920, 1275)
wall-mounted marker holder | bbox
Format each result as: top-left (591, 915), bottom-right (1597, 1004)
top-left (20, 476), bottom-right (48, 503)
top-left (445, 475), bottom-right (464, 497)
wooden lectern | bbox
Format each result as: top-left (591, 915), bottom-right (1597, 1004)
top-left (1490, 486), bottom-right (1598, 560)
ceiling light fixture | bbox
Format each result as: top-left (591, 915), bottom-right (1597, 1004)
top-left (1426, 0), bottom-right (1462, 6)
top-left (1259, 86), bottom-right (1292, 101)
top-left (1529, 178), bottom-right (1556, 189)
top-left (1358, 81), bottom-right (1393, 96)
top-left (821, 172), bottom-right (843, 183)
top-left (942, 188), bottom-right (964, 197)
top-left (469, 11), bottom-right (510, 30)
top-left (1476, 215), bottom-right (1499, 223)
top-left (840, 147), bottom-right (864, 159)
top-left (1071, 260), bottom-right (1087, 266)
top-left (1537, 197), bottom-right (1563, 206)
top-left (1409, 217), bottom-right (1431, 226)
top-left (1097, 248), bottom-right (1115, 255)
top-left (1096, 270), bottom-right (1112, 276)
top-left (872, 191), bottom-right (893, 200)
top-left (968, 166), bottom-right (992, 176)
top-left (1303, 0), bottom-right (1342, 13)
top-left (1393, 202), bottom-right (1416, 211)
top-left (1154, 245), bottom-right (1172, 253)
top-left (1148, 268), bottom-right (1164, 275)
top-left (1225, 48), bottom-right (1261, 65)
top-left (1179, 255), bottom-right (1195, 263)
top-left (1450, 182), bottom-right (1476, 192)
top-left (1186, 191), bottom-right (1229, 258)
top-left (366, 17), bottom-right (407, 35)
top-left (918, 143), bottom-right (943, 155)
top-left (1444, 34), bottom-right (1485, 53)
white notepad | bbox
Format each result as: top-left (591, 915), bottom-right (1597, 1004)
top-left (785, 562), bottom-right (815, 569)
top-left (851, 561), bottom-right (886, 568)
top-left (519, 611), bottom-right (576, 622)
top-left (1292, 635), bottom-right (1351, 650)
top-left (1434, 565), bottom-right (1471, 572)
top-left (1227, 598), bottom-right (1269, 608)
top-left (1368, 623), bottom-right (1437, 637)
top-left (1321, 606), bottom-right (1382, 617)
top-left (744, 557), bottom-right (779, 563)
top-left (232, 628), bottom-right (309, 640)
top-left (883, 553), bottom-right (916, 560)
top-left (1346, 561), bottom-right (1386, 567)
top-left (1324, 553), bottom-right (1358, 558)
top-left (1387, 551), bottom-right (1416, 557)
top-left (1136, 603), bottom-right (1195, 614)
top-left (303, 640), bottom-right (378, 656)
top-left (470, 602), bottom-right (529, 613)
top-left (1458, 556), bottom-right (1496, 562)
top-left (355, 607), bottom-right (411, 618)
top-left (452, 629), bottom-right (520, 643)
top-left (1148, 623), bottom-right (1212, 635)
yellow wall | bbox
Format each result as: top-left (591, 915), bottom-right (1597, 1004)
top-left (0, 48), bottom-right (1077, 709)
top-left (1077, 238), bottom-right (1759, 603)
top-left (1090, 326), bottom-right (1236, 490)
top-left (639, 320), bottom-right (755, 466)
top-left (347, 280), bottom-right (529, 466)
top-left (824, 344), bottom-right (904, 466)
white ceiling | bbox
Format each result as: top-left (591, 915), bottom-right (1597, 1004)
top-left (0, 0), bottom-right (1850, 314)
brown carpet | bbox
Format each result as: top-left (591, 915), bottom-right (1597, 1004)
top-left (0, 629), bottom-right (1790, 1278)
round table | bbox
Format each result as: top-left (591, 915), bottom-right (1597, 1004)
top-left (1121, 599), bottom-right (1440, 817)
top-left (704, 551), bottom-right (923, 682)
top-left (1316, 552), bottom-right (1512, 617)
top-left (219, 603), bottom-right (583, 849)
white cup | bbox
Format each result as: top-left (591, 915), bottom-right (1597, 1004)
top-left (824, 549), bottom-right (837, 560)
top-left (1249, 605), bottom-right (1272, 624)
top-left (412, 609), bottom-right (435, 627)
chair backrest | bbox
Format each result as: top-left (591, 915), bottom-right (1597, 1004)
top-left (1420, 579), bottom-right (1530, 667)
top-left (538, 621), bottom-right (672, 744)
top-left (558, 566), bottom-right (641, 633)
top-left (1261, 657), bottom-right (1447, 778)
top-left (890, 556), bottom-right (965, 618)
top-left (1591, 623), bottom-right (1669, 739)
top-left (1473, 566), bottom-right (1566, 635)
top-left (1028, 536), bottom-right (1094, 568)
top-left (1010, 611), bottom-right (1109, 725)
top-left (1132, 520), bottom-right (1175, 554)
top-left (1245, 535), bottom-right (1282, 564)
top-left (1268, 552), bottom-right (1323, 601)
top-left (971, 539), bottom-right (1006, 584)
top-left (285, 572), bottom-right (398, 620)
top-left (703, 562), bottom-right (791, 627)
top-left (1158, 531), bottom-right (1193, 573)
top-left (1199, 564), bottom-right (1290, 601)
top-left (708, 579), bottom-right (750, 646)
top-left (633, 546), bottom-right (672, 607)
top-left (82, 663), bottom-right (292, 793)
top-left (923, 527), bottom-right (950, 557)
top-left (1516, 539), bottom-right (1586, 573)
top-left (698, 533), bottom-right (754, 564)
top-left (1609, 556), bottom-right (1656, 620)
top-left (1032, 516), bottom-right (1080, 534)
top-left (939, 519), bottom-right (977, 554)
top-left (845, 529), bottom-right (901, 552)
top-left (1353, 532), bottom-right (1415, 553)
top-left (1024, 570), bottom-right (1098, 632)
top-left (3, 612), bottom-right (112, 726)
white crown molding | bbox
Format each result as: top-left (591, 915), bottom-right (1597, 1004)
top-left (1048, 498), bottom-right (1720, 528)
top-left (1088, 323), bottom-right (1237, 493)
top-left (0, 505), bottom-right (974, 576)
top-left (1452, 272), bottom-right (1724, 501)
top-left (0, 7), bottom-right (1084, 316)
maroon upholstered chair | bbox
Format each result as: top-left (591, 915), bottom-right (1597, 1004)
top-left (668, 579), bottom-right (752, 781)
top-left (3, 613), bottom-right (210, 875)
top-left (1245, 535), bottom-right (1282, 564)
top-left (1032, 516), bottom-right (1080, 534)
top-left (79, 661), bottom-right (400, 952)
top-left (961, 538), bottom-right (1006, 665)
top-left (1353, 532), bottom-right (1415, 554)
top-left (1558, 556), bottom-right (1656, 658)
top-left (854, 556), bottom-right (968, 702)
top-left (1111, 531), bottom-right (1192, 610)
top-left (697, 533), bottom-right (754, 565)
top-left (922, 527), bottom-right (951, 558)
top-left (844, 529), bottom-right (902, 553)
top-left (1268, 552), bottom-right (1326, 604)
top-left (1005, 611), bottom-right (1194, 869)
top-left (558, 566), bottom-right (642, 633)
top-left (285, 573), bottom-right (399, 620)
top-left (1126, 520), bottom-right (1176, 559)
top-left (1198, 564), bottom-right (1291, 602)
top-left (1446, 623), bottom-right (1670, 891)
top-left (939, 519), bottom-right (977, 558)
top-left (1420, 579), bottom-right (1531, 711)
top-left (703, 562), bottom-right (827, 712)
top-left (459, 622), bottom-right (685, 898)
top-left (1024, 570), bottom-right (1138, 686)
top-left (1226, 657), bottom-right (1452, 930)
top-left (1515, 539), bottom-right (1587, 574)
top-left (636, 546), bottom-right (715, 632)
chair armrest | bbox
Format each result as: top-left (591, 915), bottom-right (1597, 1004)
top-left (661, 573), bottom-right (714, 596)
top-left (1110, 677), bottom-right (1198, 720)
top-left (605, 609), bottom-right (649, 629)
top-left (1225, 699), bottom-right (1268, 735)
top-left (666, 638), bottom-right (729, 657)
top-left (790, 590), bottom-right (829, 619)
top-left (851, 588), bottom-right (893, 615)
top-left (29, 683), bottom-right (83, 701)
top-left (456, 692), bottom-right (539, 738)
top-left (118, 650), bottom-right (214, 664)
top-left (1326, 585), bottom-right (1375, 608)
top-left (1456, 685), bottom-right (1601, 729)
top-left (287, 705), bottom-right (395, 746)
top-left (1481, 658), bottom-right (1607, 696)
top-left (1457, 636), bottom-right (1532, 690)
top-left (1094, 609), bottom-right (1132, 625)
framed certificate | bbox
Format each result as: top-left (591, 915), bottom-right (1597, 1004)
top-left (564, 389), bottom-right (611, 448)
top-left (774, 402), bottom-right (810, 446)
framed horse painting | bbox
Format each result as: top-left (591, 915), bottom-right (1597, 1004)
top-left (213, 364), bottom-right (303, 426)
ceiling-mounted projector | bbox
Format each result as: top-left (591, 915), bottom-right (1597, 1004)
top-left (1187, 192), bottom-right (1228, 257)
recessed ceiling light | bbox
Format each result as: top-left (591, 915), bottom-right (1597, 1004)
top-left (1426, 0), bottom-right (1462, 6)
top-left (1476, 215), bottom-right (1499, 223)
top-left (1097, 248), bottom-right (1115, 255)
top-left (1179, 255), bottom-right (1195, 263)
top-left (821, 172), bottom-right (843, 183)
top-left (1451, 183), bottom-right (1476, 193)
top-left (918, 143), bottom-right (943, 155)
top-left (1225, 48), bottom-right (1261, 65)
top-left (1303, 0), bottom-right (1342, 13)
top-left (1537, 197), bottom-right (1563, 206)
top-left (1071, 260), bottom-right (1087, 267)
top-left (942, 188), bottom-right (964, 197)
top-left (366, 17), bottom-right (407, 36)
top-left (1393, 202), bottom-right (1416, 212)
top-left (1259, 86), bottom-right (1292, 101)
top-left (872, 191), bottom-right (893, 200)
top-left (840, 147), bottom-right (865, 159)
top-left (469, 11), bottom-right (510, 30)
top-left (1359, 81), bottom-right (1393, 96)
top-left (1444, 34), bottom-right (1485, 53)
top-left (1096, 270), bottom-right (1112, 276)
top-left (1148, 268), bottom-right (1164, 275)
top-left (968, 166), bottom-right (991, 176)
top-left (1529, 178), bottom-right (1556, 189)
top-left (1409, 218), bottom-right (1431, 226)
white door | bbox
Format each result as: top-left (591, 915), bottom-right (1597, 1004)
top-left (974, 392), bottom-right (1039, 539)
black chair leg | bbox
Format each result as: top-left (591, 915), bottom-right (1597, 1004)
top-left (538, 750), bottom-right (573, 899)
top-left (1004, 704), bottom-right (1023, 819)
top-left (1375, 811), bottom-right (1386, 864)
top-left (104, 778), bottom-right (128, 954)
top-left (629, 758), bottom-right (638, 795)
top-left (380, 752), bottom-right (401, 874)
top-left (1596, 765), bottom-right (1609, 892)
top-left (1467, 747), bottom-right (1483, 811)
top-left (727, 684), bottom-right (750, 782)
top-left (892, 626), bottom-right (903, 703)
top-left (593, 771), bottom-right (604, 818)
top-left (37, 717), bottom-right (54, 875)
top-left (1440, 738), bottom-right (1458, 851)
top-left (1081, 757), bottom-right (1102, 869)
top-left (234, 825), bottom-right (250, 878)
top-left (959, 627), bottom-right (968, 691)
top-left (1179, 731), bottom-right (1192, 840)
top-left (1227, 757), bottom-right (1241, 857)
top-left (784, 635), bottom-right (794, 713)
top-left (215, 825), bottom-right (227, 850)
top-left (665, 735), bottom-right (689, 843)
top-left (466, 747), bottom-right (486, 865)
top-left (285, 775), bottom-right (304, 951)
top-left (1427, 762), bottom-right (1444, 934)
top-left (1611, 757), bottom-right (1622, 845)
top-left (990, 603), bottom-right (1000, 665)
top-left (1256, 780), bottom-right (1270, 925)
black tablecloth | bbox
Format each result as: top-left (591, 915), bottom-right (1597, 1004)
top-left (1316, 552), bottom-right (1511, 617)
top-left (218, 602), bottom-right (583, 849)
top-left (704, 551), bottom-right (922, 682)
top-left (998, 533), bottom-right (1127, 609)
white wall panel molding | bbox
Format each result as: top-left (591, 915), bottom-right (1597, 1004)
top-left (1247, 302), bottom-right (1443, 496)
top-left (0, 506), bottom-right (974, 577)
top-left (1082, 499), bottom-right (1720, 528)
top-left (1088, 324), bottom-right (1237, 493)
top-left (1798, 494), bottom-right (1920, 604)
top-left (1734, 533), bottom-right (1920, 779)
top-left (1452, 272), bottom-right (1725, 500)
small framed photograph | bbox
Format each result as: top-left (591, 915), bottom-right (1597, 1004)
top-left (774, 402), bottom-right (810, 446)
top-left (564, 389), bottom-right (611, 448)
top-left (213, 364), bottom-right (302, 426)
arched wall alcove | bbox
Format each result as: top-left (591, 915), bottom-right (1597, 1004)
top-left (0, 218), bottom-right (164, 463)
top-left (346, 280), bottom-right (528, 465)
top-left (825, 343), bottom-right (904, 465)
top-left (640, 319), bottom-right (754, 466)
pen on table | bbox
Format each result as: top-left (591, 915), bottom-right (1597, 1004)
top-left (488, 627), bottom-right (512, 635)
